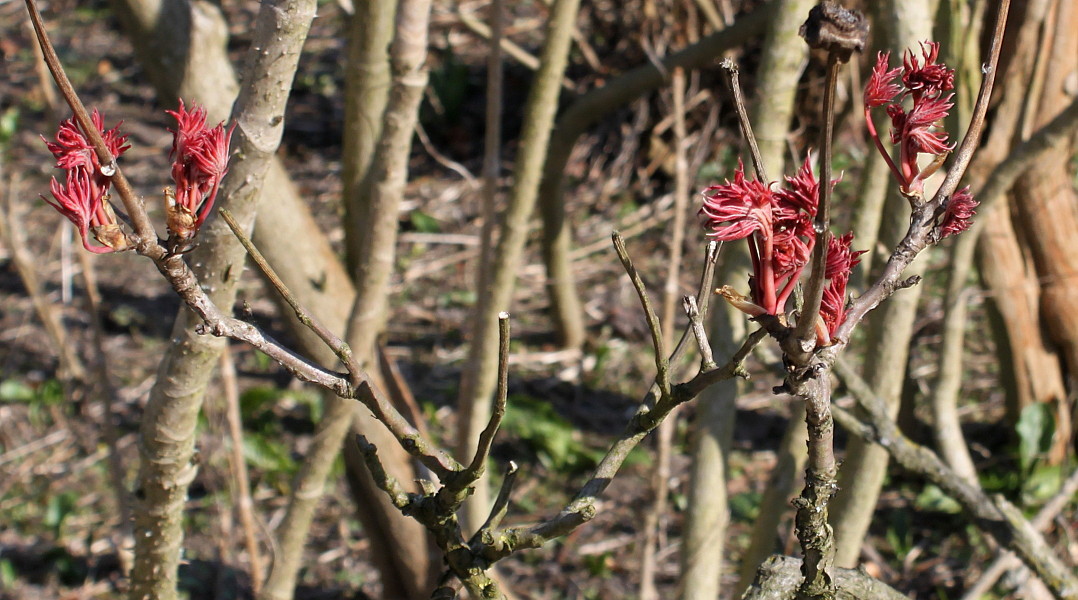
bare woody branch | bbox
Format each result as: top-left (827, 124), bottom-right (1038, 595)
top-left (928, 0), bottom-right (1011, 210)
top-left (834, 0), bottom-right (1011, 343)
top-left (26, 0), bottom-right (460, 483)
top-left (461, 313), bottom-right (512, 483)
top-left (480, 330), bottom-right (764, 561)
top-left (220, 208), bottom-right (461, 477)
top-left (612, 231), bottom-right (671, 395)
top-left (720, 58), bottom-right (770, 182)
top-left (832, 359), bottom-right (1078, 600)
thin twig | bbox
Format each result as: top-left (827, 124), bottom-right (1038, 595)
top-left (655, 239), bottom-right (720, 374)
top-left (930, 0), bottom-right (1012, 209)
top-left (458, 10), bottom-right (538, 70)
top-left (465, 313), bottom-right (511, 477)
top-left (415, 122), bottom-right (478, 188)
top-left (695, 241), bottom-right (719, 324)
top-left (472, 461), bottom-right (520, 545)
top-left (720, 58), bottom-right (769, 182)
top-left (219, 209), bottom-right (359, 383)
top-left (219, 345), bottom-right (265, 593)
top-left (218, 209), bottom-right (461, 478)
top-left (612, 231), bottom-right (670, 396)
top-left (377, 344), bottom-right (434, 442)
top-left (683, 295), bottom-right (715, 369)
top-left (791, 54), bottom-right (840, 354)
top-left (479, 330), bottom-right (764, 560)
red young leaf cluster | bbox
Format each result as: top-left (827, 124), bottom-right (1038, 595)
top-left (865, 42), bottom-right (955, 198)
top-left (41, 100), bottom-right (233, 252)
top-left (165, 100), bottom-right (235, 243)
top-left (864, 41), bottom-right (978, 236)
top-left (699, 157), bottom-right (862, 345)
top-left (41, 110), bottom-right (130, 253)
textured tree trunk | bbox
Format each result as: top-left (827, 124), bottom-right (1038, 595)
top-left (254, 177), bottom-right (433, 600)
top-left (1007, 0), bottom-right (1078, 462)
top-left (962, 0), bottom-right (1065, 426)
top-left (341, 0), bottom-right (398, 274)
top-left (125, 0), bottom-right (317, 597)
top-left (264, 0), bottom-right (438, 596)
top-left (456, 0), bottom-right (583, 533)
top-left (110, 0), bottom-right (433, 595)
top-left (828, 0), bottom-right (934, 569)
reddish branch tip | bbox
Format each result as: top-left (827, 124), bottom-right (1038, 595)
top-left (165, 99), bottom-right (235, 242)
top-left (902, 41), bottom-right (955, 98)
top-left (865, 41), bottom-right (959, 200)
top-left (41, 109), bottom-right (130, 253)
top-left (940, 186), bottom-right (978, 238)
top-left (698, 160), bottom-right (774, 242)
top-left (864, 52), bottom-right (903, 108)
top-left (698, 156), bottom-right (833, 317)
top-left (818, 232), bottom-right (866, 346)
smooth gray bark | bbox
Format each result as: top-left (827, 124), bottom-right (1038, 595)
top-left (127, 0), bottom-right (317, 597)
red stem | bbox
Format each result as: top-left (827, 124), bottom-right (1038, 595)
top-left (865, 107), bottom-right (904, 185)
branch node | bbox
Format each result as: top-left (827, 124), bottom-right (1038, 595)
top-left (897, 275), bottom-right (921, 291)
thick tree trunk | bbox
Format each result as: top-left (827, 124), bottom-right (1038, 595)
top-left (341, 0), bottom-right (398, 274)
top-left (110, 0), bottom-right (433, 596)
top-left (1008, 0), bottom-right (1078, 462)
top-left (972, 0), bottom-right (1069, 433)
top-left (125, 0), bottom-right (317, 597)
top-left (265, 0), bottom-right (439, 594)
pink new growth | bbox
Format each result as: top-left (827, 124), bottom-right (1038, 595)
top-left (41, 110), bottom-right (130, 253)
top-left (864, 41), bottom-right (979, 236)
top-left (165, 100), bottom-right (235, 241)
top-left (818, 232), bottom-right (866, 346)
top-left (699, 157), bottom-right (829, 318)
top-left (699, 156), bottom-right (863, 346)
top-left (940, 186), bottom-right (978, 238)
top-left (864, 42), bottom-right (956, 199)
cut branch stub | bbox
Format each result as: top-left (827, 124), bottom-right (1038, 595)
top-left (798, 2), bottom-right (868, 63)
